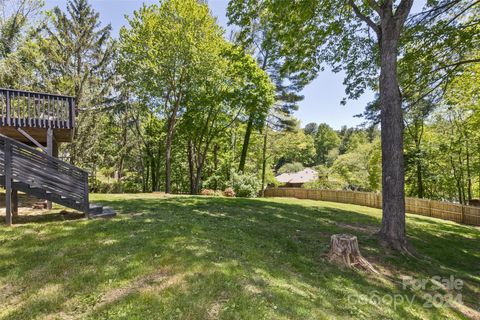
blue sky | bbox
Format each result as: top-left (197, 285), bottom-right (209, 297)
top-left (44, 0), bottom-right (376, 129)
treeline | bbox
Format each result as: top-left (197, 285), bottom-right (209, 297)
top-left (1, 0), bottom-right (478, 204)
top-left (297, 104), bottom-right (480, 204)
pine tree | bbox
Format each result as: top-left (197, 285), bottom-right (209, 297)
top-left (38, 0), bottom-right (115, 166)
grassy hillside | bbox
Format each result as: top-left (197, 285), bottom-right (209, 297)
top-left (0, 194), bottom-right (478, 319)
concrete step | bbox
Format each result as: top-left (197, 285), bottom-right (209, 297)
top-left (88, 205), bottom-right (116, 219)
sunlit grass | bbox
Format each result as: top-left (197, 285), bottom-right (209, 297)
top-left (0, 194), bottom-right (478, 319)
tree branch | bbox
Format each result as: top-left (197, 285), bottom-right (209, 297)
top-left (408, 0), bottom-right (460, 23)
top-left (395, 0), bottom-right (414, 29)
top-left (433, 58), bottom-right (480, 73)
top-left (348, 0), bottom-right (380, 36)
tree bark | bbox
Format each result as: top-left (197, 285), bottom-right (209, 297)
top-left (144, 157), bottom-right (150, 192)
top-left (261, 129), bottom-right (268, 197)
top-left (165, 102), bottom-right (180, 193)
top-left (165, 131), bottom-right (173, 193)
top-left (378, 15), bottom-right (409, 251)
top-left (151, 155), bottom-right (158, 192)
top-left (238, 115), bottom-right (254, 172)
top-left (194, 158), bottom-right (204, 194)
top-left (414, 126), bottom-right (424, 198)
top-left (117, 116), bottom-right (128, 182)
top-left (187, 140), bottom-right (196, 194)
top-left (213, 144), bottom-right (219, 190)
top-left (327, 234), bottom-right (378, 273)
top-left (466, 144), bottom-right (472, 202)
top-left (416, 157), bottom-right (424, 198)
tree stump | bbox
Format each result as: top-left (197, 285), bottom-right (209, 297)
top-left (327, 234), bottom-right (377, 273)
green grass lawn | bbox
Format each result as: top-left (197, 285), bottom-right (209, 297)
top-left (0, 194), bottom-right (479, 319)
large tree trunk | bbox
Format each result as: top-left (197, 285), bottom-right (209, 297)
top-left (416, 157), bottom-right (424, 198)
top-left (414, 131), bottom-right (424, 198)
top-left (142, 157), bottom-right (149, 192)
top-left (195, 159), bottom-right (204, 194)
top-left (378, 18), bottom-right (409, 251)
top-left (117, 120), bottom-right (128, 182)
top-left (165, 133), bottom-right (173, 193)
top-left (187, 140), bottom-right (196, 195)
top-left (213, 144), bottom-right (219, 190)
top-left (165, 102), bottom-right (180, 193)
top-left (150, 156), bottom-right (158, 192)
top-left (238, 115), bottom-right (254, 172)
top-left (261, 130), bottom-right (268, 196)
top-left (466, 144), bottom-right (472, 202)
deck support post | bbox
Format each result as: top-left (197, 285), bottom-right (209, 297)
top-left (83, 171), bottom-right (89, 218)
top-left (12, 189), bottom-right (18, 217)
top-left (46, 128), bottom-right (54, 210)
top-left (5, 140), bottom-right (12, 225)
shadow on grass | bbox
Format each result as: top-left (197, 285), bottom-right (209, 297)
top-left (0, 195), bottom-right (477, 319)
top-left (6, 210), bottom-right (86, 224)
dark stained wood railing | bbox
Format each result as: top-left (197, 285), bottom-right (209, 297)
top-left (0, 88), bottom-right (75, 129)
top-left (0, 134), bottom-right (88, 214)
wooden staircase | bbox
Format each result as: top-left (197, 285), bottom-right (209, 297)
top-left (0, 88), bottom-right (115, 225)
top-left (0, 133), bottom-right (115, 224)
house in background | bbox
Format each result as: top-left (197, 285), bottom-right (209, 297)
top-left (275, 168), bottom-right (318, 188)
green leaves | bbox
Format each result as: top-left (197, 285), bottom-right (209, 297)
top-left (119, 0), bottom-right (275, 193)
top-left (119, 0), bottom-right (224, 104)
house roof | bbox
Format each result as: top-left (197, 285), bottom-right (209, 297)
top-left (276, 168), bottom-right (318, 184)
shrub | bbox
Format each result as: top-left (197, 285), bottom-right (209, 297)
top-left (223, 187), bottom-right (235, 197)
top-left (203, 174), bottom-right (228, 191)
top-left (89, 172), bottom-right (143, 194)
top-left (121, 172), bottom-right (143, 193)
top-left (200, 189), bottom-right (216, 196)
top-left (232, 172), bottom-right (261, 198)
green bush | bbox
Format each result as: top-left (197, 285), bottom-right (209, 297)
top-left (90, 179), bottom-right (123, 193)
top-left (278, 162), bottom-right (304, 174)
top-left (302, 166), bottom-right (346, 190)
top-left (203, 174), bottom-right (228, 191)
top-left (89, 172), bottom-right (142, 194)
top-left (231, 172), bottom-right (261, 198)
top-left (120, 172), bottom-right (143, 193)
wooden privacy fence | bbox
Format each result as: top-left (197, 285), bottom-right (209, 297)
top-left (264, 188), bottom-right (480, 227)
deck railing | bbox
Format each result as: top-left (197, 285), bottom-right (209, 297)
top-left (0, 88), bottom-right (75, 129)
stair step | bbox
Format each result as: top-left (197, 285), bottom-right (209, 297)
top-left (88, 205), bottom-right (116, 219)
top-left (89, 204), bottom-right (103, 215)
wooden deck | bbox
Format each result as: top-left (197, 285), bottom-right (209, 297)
top-left (0, 88), bottom-right (75, 143)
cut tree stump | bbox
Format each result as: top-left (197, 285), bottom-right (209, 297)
top-left (327, 234), bottom-right (378, 273)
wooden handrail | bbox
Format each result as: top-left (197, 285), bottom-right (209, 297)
top-left (0, 133), bottom-right (88, 175)
top-left (0, 88), bottom-right (74, 99)
top-left (0, 88), bottom-right (75, 129)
